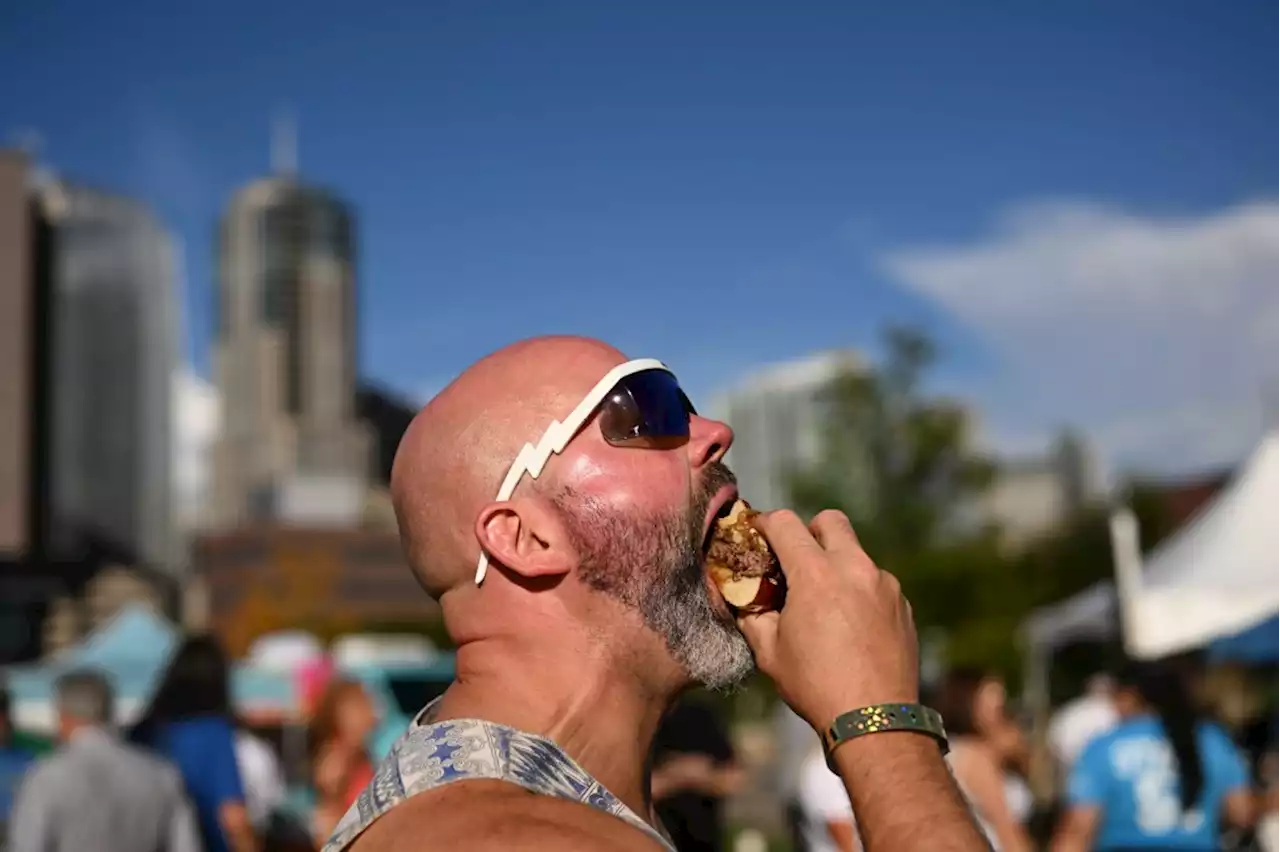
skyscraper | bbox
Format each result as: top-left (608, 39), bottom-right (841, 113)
top-left (35, 177), bottom-right (181, 571)
top-left (212, 146), bottom-right (370, 528)
top-left (1, 150), bottom-right (181, 660)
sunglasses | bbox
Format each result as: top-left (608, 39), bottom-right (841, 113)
top-left (474, 358), bottom-right (696, 584)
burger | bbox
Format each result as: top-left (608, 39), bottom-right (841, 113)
top-left (705, 499), bottom-right (786, 613)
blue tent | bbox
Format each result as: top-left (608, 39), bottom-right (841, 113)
top-left (3, 604), bottom-right (179, 708)
top-left (1207, 614), bottom-right (1279, 664)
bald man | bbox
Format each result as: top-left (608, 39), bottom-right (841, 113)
top-left (324, 336), bottom-right (989, 852)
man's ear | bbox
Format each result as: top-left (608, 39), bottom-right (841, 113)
top-left (474, 497), bottom-right (576, 580)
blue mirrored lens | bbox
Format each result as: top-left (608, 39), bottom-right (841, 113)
top-left (599, 370), bottom-right (692, 444)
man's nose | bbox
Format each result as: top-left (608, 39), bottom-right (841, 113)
top-left (686, 415), bottom-right (733, 469)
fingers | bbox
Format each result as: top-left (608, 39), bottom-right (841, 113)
top-left (807, 510), bottom-right (860, 552)
top-left (735, 610), bottom-right (779, 667)
top-left (753, 510), bottom-right (823, 580)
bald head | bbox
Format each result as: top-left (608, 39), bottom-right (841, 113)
top-left (392, 335), bottom-right (752, 688)
top-left (391, 336), bottom-right (627, 597)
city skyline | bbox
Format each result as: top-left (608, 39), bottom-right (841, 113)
top-left (4, 1), bottom-right (1275, 481)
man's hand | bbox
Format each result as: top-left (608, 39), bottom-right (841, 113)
top-left (736, 509), bottom-right (919, 733)
top-left (735, 510), bottom-right (991, 852)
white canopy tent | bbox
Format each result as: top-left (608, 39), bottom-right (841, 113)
top-left (1114, 431), bottom-right (1279, 660)
top-left (1022, 431), bottom-right (1278, 706)
top-left (1023, 581), bottom-right (1116, 653)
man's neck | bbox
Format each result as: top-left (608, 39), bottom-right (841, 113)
top-left (434, 634), bottom-right (678, 821)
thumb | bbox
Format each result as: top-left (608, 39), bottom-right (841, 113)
top-left (735, 610), bottom-right (779, 668)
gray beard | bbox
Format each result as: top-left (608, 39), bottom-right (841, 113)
top-left (554, 463), bottom-right (754, 690)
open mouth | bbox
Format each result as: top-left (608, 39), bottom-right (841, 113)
top-left (701, 488), bottom-right (738, 559)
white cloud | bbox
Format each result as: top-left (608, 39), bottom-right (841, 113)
top-left (882, 199), bottom-right (1278, 473)
top-left (173, 369), bottom-right (220, 529)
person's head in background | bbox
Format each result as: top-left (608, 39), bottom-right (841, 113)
top-left (309, 678), bottom-right (377, 755)
top-left (54, 669), bottom-right (113, 742)
top-left (1084, 673), bottom-right (1116, 699)
top-left (1112, 659), bottom-right (1196, 719)
top-left (934, 668), bottom-right (1009, 741)
top-left (133, 635), bottom-right (231, 740)
top-left (1113, 659), bottom-right (1205, 812)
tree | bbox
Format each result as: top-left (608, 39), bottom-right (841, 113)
top-left (790, 327), bottom-right (995, 559)
top-left (787, 327), bottom-right (1030, 673)
top-left (787, 326), bottom-right (1211, 686)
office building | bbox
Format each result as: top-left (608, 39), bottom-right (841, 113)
top-left (710, 350), bottom-right (866, 513)
top-left (0, 150), bottom-right (180, 661)
top-left (212, 160), bottom-right (371, 528)
top-left (37, 177), bottom-right (182, 570)
top-left (978, 433), bottom-right (1106, 549)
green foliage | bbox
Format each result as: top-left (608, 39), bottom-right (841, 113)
top-left (789, 327), bottom-right (995, 563)
top-left (786, 326), bottom-right (1178, 684)
top-left (787, 326), bottom-right (1012, 669)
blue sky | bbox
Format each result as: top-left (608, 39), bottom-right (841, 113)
top-left (2, 0), bottom-right (1275, 472)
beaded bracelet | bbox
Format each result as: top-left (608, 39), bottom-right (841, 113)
top-left (823, 703), bottom-right (949, 772)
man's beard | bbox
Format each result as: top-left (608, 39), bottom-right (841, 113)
top-left (553, 462), bottom-right (754, 690)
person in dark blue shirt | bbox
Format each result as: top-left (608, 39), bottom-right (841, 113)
top-left (1053, 660), bottom-right (1254, 851)
top-left (131, 635), bottom-right (257, 852)
top-left (0, 687), bottom-right (36, 830)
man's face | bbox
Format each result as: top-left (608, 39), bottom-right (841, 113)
top-left (548, 390), bottom-right (754, 690)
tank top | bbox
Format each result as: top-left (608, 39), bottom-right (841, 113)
top-left (946, 743), bottom-right (1001, 851)
top-left (322, 701), bottom-right (675, 852)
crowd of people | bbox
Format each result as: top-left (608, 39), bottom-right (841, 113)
top-left (0, 634), bottom-right (390, 852)
top-left (775, 661), bottom-right (1277, 852)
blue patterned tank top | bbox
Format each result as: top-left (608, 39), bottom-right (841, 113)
top-left (322, 701), bottom-right (675, 851)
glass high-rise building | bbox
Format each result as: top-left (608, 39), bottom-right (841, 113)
top-left (213, 174), bottom-right (371, 528)
top-left (36, 177), bottom-right (181, 571)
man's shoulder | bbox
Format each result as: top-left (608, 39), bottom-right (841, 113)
top-left (101, 738), bottom-right (187, 788)
top-left (350, 780), bottom-right (667, 852)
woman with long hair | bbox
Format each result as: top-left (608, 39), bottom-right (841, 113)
top-left (1052, 660), bottom-right (1255, 851)
top-left (132, 635), bottom-right (258, 852)
top-left (308, 678), bottom-right (378, 846)
top-left (933, 668), bottom-right (1035, 852)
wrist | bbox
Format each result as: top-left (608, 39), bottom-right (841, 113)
top-left (805, 692), bottom-right (919, 735)
top-left (821, 703), bottom-right (947, 773)
top-left (828, 728), bottom-right (948, 782)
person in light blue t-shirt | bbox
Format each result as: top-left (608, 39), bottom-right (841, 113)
top-left (1052, 661), bottom-right (1255, 852)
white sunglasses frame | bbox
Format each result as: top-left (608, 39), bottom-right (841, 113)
top-left (474, 357), bottom-right (674, 585)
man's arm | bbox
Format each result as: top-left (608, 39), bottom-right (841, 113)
top-left (737, 510), bottom-right (994, 852)
top-left (833, 733), bottom-right (985, 852)
top-left (7, 765), bottom-right (54, 852)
